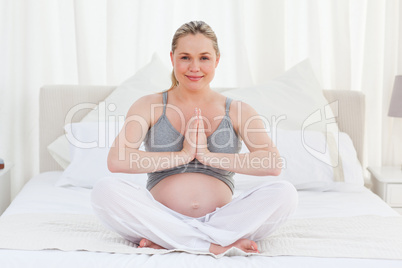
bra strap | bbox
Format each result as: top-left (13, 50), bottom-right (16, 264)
top-left (225, 97), bottom-right (232, 115)
top-left (162, 91), bottom-right (168, 115)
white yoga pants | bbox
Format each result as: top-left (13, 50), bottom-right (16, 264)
top-left (91, 177), bottom-right (298, 252)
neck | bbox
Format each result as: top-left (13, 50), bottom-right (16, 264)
top-left (173, 85), bottom-right (213, 103)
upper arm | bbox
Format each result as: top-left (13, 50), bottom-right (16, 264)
top-left (232, 101), bottom-right (277, 153)
top-left (111, 94), bottom-right (160, 151)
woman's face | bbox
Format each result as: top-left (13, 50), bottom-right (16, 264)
top-left (170, 33), bottom-right (219, 92)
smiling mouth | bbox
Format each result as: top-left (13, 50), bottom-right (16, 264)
top-left (186, 75), bottom-right (203, 81)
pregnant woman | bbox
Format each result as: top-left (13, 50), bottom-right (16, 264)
top-left (91, 21), bottom-right (298, 254)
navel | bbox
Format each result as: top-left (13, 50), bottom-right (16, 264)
top-left (191, 202), bottom-right (200, 209)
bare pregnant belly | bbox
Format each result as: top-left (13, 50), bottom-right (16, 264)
top-left (149, 173), bottom-right (233, 218)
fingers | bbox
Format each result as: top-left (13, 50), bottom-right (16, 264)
top-left (185, 108), bottom-right (198, 142)
top-left (182, 108), bottom-right (199, 160)
top-left (183, 107), bottom-right (210, 161)
top-left (196, 108), bottom-right (208, 152)
top-left (197, 108), bottom-right (204, 131)
top-left (190, 107), bottom-right (202, 136)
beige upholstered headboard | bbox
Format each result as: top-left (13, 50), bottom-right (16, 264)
top-left (39, 85), bottom-right (117, 172)
top-left (322, 90), bottom-right (365, 167)
top-left (39, 86), bottom-right (365, 173)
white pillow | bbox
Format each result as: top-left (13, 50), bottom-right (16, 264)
top-left (56, 122), bottom-right (148, 188)
top-left (234, 129), bottom-right (364, 192)
top-left (48, 53), bottom-right (171, 169)
top-left (59, 122), bottom-right (364, 191)
top-left (222, 59), bottom-right (338, 132)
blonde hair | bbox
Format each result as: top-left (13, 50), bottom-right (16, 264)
top-left (168, 21), bottom-right (220, 91)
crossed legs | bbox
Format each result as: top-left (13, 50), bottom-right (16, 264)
top-left (91, 177), bottom-right (298, 254)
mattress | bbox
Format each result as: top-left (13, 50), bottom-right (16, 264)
top-left (0, 171), bottom-right (401, 268)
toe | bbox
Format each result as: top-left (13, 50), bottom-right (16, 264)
top-left (249, 241), bottom-right (259, 253)
top-left (139, 238), bottom-right (147, 248)
top-left (247, 240), bottom-right (259, 253)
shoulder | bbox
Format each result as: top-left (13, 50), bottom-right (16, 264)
top-left (126, 92), bottom-right (164, 116)
top-left (124, 92), bottom-right (165, 127)
top-left (228, 99), bottom-right (259, 118)
top-left (131, 92), bottom-right (164, 107)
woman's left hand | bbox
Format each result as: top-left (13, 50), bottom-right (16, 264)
top-left (195, 108), bottom-right (210, 162)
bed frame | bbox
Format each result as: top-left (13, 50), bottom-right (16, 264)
top-left (39, 85), bottom-right (366, 173)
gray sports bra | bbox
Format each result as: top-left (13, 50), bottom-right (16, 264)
top-left (143, 91), bottom-right (242, 193)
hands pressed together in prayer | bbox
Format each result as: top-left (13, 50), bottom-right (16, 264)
top-left (181, 108), bottom-right (210, 163)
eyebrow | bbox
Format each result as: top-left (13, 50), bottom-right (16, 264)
top-left (178, 52), bottom-right (211, 55)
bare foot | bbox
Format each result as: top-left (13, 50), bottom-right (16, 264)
top-left (209, 238), bottom-right (259, 254)
top-left (138, 238), bottom-right (166, 250)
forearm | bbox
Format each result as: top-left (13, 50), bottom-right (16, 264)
top-left (108, 148), bottom-right (191, 174)
top-left (199, 150), bottom-right (283, 176)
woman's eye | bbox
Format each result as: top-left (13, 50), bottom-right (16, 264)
top-left (201, 57), bottom-right (209, 60)
top-left (181, 56), bottom-right (189, 60)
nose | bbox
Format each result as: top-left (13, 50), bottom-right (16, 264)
top-left (189, 60), bottom-right (200, 72)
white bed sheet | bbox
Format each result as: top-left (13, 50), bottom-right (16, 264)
top-left (0, 171), bottom-right (401, 268)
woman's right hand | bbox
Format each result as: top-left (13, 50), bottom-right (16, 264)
top-left (181, 108), bottom-right (199, 162)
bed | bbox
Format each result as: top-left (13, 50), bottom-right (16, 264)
top-left (1, 57), bottom-right (402, 267)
